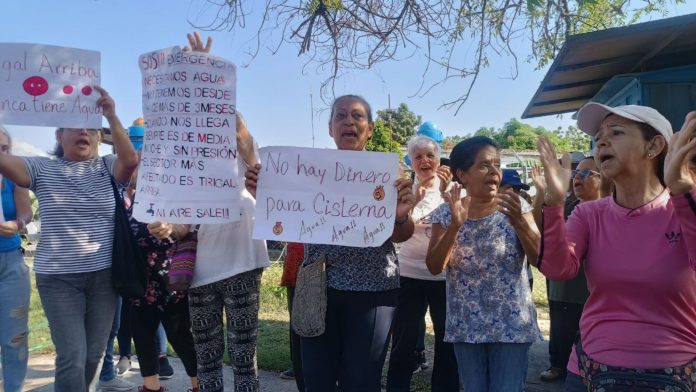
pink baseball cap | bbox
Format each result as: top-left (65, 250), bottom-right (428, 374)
top-left (577, 103), bottom-right (673, 140)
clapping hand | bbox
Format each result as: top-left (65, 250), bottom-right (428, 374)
top-left (442, 183), bottom-right (470, 230)
top-left (665, 111), bottom-right (696, 195)
top-left (497, 188), bottom-right (524, 226)
top-left (537, 136), bottom-right (572, 206)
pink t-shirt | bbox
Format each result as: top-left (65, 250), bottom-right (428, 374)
top-left (540, 188), bottom-right (696, 374)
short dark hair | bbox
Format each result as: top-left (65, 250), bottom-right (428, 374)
top-left (328, 95), bottom-right (373, 125)
top-left (449, 136), bottom-right (498, 183)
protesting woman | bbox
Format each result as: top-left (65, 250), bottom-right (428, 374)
top-left (386, 134), bottom-right (459, 392)
top-left (537, 104), bottom-right (696, 391)
top-left (246, 94), bottom-right (416, 391)
top-left (426, 136), bottom-right (542, 392)
top-left (182, 32), bottom-right (270, 392)
top-left (0, 88), bottom-right (138, 391)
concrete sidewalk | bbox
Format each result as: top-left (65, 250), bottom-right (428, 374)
top-left (24, 341), bottom-right (564, 391)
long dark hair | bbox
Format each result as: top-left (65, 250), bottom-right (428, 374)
top-left (51, 128), bottom-right (64, 158)
top-left (449, 136), bottom-right (499, 183)
top-left (638, 123), bottom-right (666, 186)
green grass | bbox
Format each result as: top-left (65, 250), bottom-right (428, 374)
top-left (26, 260), bottom-right (294, 371)
top-left (27, 260), bottom-right (551, 387)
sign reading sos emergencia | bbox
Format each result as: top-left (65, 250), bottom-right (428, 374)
top-left (253, 146), bottom-right (399, 247)
top-left (132, 46), bottom-right (240, 224)
top-left (0, 43), bottom-right (101, 128)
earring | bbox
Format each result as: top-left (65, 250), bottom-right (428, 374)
top-left (647, 153), bottom-right (653, 158)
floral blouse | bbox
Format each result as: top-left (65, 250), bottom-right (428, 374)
top-left (430, 202), bottom-right (542, 344)
top-left (127, 207), bottom-right (186, 310)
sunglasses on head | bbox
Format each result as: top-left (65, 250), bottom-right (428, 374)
top-left (572, 168), bottom-right (600, 179)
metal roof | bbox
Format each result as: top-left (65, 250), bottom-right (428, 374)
top-left (522, 13), bottom-right (696, 119)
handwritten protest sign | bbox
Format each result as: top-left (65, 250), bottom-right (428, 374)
top-left (0, 43), bottom-right (101, 128)
top-left (132, 46), bottom-right (240, 224)
top-left (253, 146), bottom-right (399, 247)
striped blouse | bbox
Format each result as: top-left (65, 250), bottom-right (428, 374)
top-left (24, 155), bottom-right (116, 274)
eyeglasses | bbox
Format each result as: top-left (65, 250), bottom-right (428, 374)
top-left (572, 169), bottom-right (600, 179)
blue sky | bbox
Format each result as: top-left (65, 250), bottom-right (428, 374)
top-left (2, 0), bottom-right (695, 155)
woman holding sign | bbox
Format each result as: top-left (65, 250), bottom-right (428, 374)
top-left (183, 32), bottom-right (270, 392)
top-left (0, 88), bottom-right (139, 392)
top-left (0, 125), bottom-right (33, 392)
top-left (426, 136), bottom-right (542, 391)
top-left (246, 94), bottom-right (416, 392)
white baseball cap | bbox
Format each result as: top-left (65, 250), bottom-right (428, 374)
top-left (577, 103), bottom-right (673, 140)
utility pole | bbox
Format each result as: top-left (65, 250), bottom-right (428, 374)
top-left (310, 92), bottom-right (315, 148)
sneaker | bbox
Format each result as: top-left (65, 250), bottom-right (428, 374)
top-left (540, 367), bottom-right (566, 382)
top-left (186, 389), bottom-right (199, 392)
top-left (137, 387), bottom-right (165, 392)
top-left (116, 356), bottom-right (132, 375)
top-left (158, 356), bottom-right (174, 380)
top-left (279, 368), bottom-right (295, 380)
top-left (97, 376), bottom-right (136, 392)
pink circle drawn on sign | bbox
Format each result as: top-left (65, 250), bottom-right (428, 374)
top-left (23, 76), bottom-right (49, 97)
top-left (81, 86), bottom-right (93, 96)
top-left (63, 85), bottom-right (74, 94)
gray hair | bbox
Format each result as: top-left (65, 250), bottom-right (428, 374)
top-left (407, 135), bottom-right (441, 161)
top-left (0, 124), bottom-right (12, 152)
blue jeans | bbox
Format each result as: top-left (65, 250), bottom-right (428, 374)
top-left (36, 268), bottom-right (117, 392)
top-left (0, 249), bottom-right (30, 392)
top-left (453, 342), bottom-right (531, 392)
top-left (99, 297), bottom-right (122, 382)
top-left (157, 323), bottom-right (167, 355)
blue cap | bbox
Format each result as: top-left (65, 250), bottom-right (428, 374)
top-left (501, 169), bottom-right (530, 191)
top-left (128, 125), bottom-right (144, 151)
top-left (417, 121), bottom-right (444, 143)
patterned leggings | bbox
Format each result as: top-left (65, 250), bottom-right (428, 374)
top-left (188, 268), bottom-right (263, 392)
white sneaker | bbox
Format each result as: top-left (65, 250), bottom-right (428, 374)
top-left (97, 376), bottom-right (136, 392)
top-left (116, 357), bottom-right (132, 375)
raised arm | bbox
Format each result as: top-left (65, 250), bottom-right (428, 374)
top-left (94, 86), bottom-right (138, 183)
top-left (425, 184), bottom-right (470, 275)
top-left (536, 136), bottom-right (584, 280)
top-left (665, 111), bottom-right (696, 271)
top-left (530, 165), bottom-right (545, 231)
top-left (0, 155), bottom-right (30, 188)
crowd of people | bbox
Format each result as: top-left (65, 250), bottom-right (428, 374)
top-left (1, 32), bottom-right (695, 392)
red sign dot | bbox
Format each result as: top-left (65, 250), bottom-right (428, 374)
top-left (81, 86), bottom-right (93, 96)
top-left (63, 85), bottom-right (73, 94)
top-left (22, 76), bottom-right (49, 97)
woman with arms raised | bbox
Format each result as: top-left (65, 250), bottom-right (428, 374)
top-left (537, 104), bottom-right (696, 391)
top-left (0, 88), bottom-right (138, 392)
top-left (425, 136), bottom-right (542, 392)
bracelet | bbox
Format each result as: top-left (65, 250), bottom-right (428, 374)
top-left (395, 214), bottom-right (410, 225)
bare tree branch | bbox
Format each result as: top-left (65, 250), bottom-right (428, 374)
top-left (189, 0), bottom-right (681, 113)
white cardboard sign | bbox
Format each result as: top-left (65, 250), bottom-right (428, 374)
top-left (253, 146), bottom-right (399, 247)
top-left (132, 46), bottom-right (240, 224)
top-left (0, 43), bottom-right (101, 128)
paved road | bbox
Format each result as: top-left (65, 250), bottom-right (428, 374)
top-left (24, 341), bottom-right (564, 391)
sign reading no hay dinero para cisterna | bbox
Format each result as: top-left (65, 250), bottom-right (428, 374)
top-left (253, 146), bottom-right (399, 247)
top-left (133, 46), bottom-right (240, 224)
